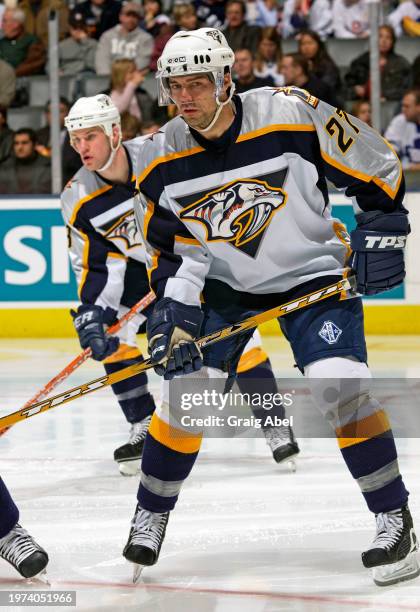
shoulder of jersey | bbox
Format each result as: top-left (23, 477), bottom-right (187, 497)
top-left (239, 86), bottom-right (312, 127)
top-left (136, 117), bottom-right (185, 165)
top-left (62, 165), bottom-right (96, 200)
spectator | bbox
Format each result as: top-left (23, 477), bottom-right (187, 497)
top-left (0, 107), bottom-right (13, 164)
top-left (233, 48), bottom-right (274, 94)
top-left (254, 0), bottom-right (279, 27)
top-left (95, 2), bottom-right (153, 75)
top-left (140, 119), bottom-right (162, 135)
top-left (70, 0), bottom-right (121, 40)
top-left (142, 0), bottom-right (165, 36)
top-left (298, 30), bottom-right (341, 94)
top-left (0, 59), bottom-right (16, 108)
top-left (413, 54), bottom-right (420, 88)
top-left (332, 0), bottom-right (369, 39)
top-left (34, 98), bottom-right (81, 186)
top-left (173, 3), bottom-right (204, 30)
top-left (18, 0), bottom-right (69, 48)
top-left (388, 0), bottom-right (420, 37)
top-left (351, 99), bottom-right (371, 126)
top-left (254, 27), bottom-right (284, 86)
top-left (0, 128), bottom-right (51, 194)
top-left (223, 0), bottom-right (261, 54)
top-left (282, 0), bottom-right (332, 40)
top-left (0, 8), bottom-right (45, 77)
top-left (47, 13), bottom-right (97, 77)
top-left (109, 59), bottom-right (155, 122)
top-left (280, 52), bottom-right (340, 106)
top-left (35, 97), bottom-right (70, 155)
top-left (194, 0), bottom-right (226, 28)
top-left (121, 111), bottom-right (142, 140)
top-left (149, 16), bottom-right (175, 72)
top-left (344, 25), bottom-right (411, 101)
top-left (384, 88), bottom-right (420, 171)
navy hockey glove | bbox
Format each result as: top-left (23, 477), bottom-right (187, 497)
top-left (147, 298), bottom-right (204, 380)
top-left (349, 211), bottom-right (409, 296)
top-left (71, 304), bottom-right (119, 361)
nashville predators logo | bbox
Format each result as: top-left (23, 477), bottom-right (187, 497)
top-left (105, 210), bottom-right (141, 250)
top-left (179, 178), bottom-right (287, 257)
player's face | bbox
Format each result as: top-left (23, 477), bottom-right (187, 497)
top-left (70, 127), bottom-right (111, 171)
top-left (168, 74), bottom-right (219, 130)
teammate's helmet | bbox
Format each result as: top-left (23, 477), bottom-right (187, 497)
top-left (64, 94), bottom-right (120, 138)
top-left (156, 28), bottom-right (235, 105)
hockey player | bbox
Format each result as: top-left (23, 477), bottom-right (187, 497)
top-left (62, 95), bottom-right (156, 476)
top-left (0, 477), bottom-right (48, 579)
top-left (124, 28), bottom-right (418, 586)
top-left (62, 95), bottom-right (299, 473)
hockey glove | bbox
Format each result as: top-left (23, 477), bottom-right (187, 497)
top-left (147, 298), bottom-right (204, 380)
top-left (349, 211), bottom-right (409, 296)
top-left (71, 304), bottom-right (119, 361)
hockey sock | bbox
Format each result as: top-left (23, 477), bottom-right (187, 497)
top-left (0, 478), bottom-right (19, 538)
top-left (339, 428), bottom-right (409, 514)
top-left (237, 358), bottom-right (286, 425)
top-left (104, 345), bottom-right (156, 423)
top-left (137, 412), bottom-right (202, 513)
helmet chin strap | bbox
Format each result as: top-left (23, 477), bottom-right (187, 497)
top-left (97, 127), bottom-right (122, 173)
top-left (194, 82), bottom-right (236, 134)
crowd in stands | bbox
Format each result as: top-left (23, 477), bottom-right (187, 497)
top-left (0, 0), bottom-right (418, 194)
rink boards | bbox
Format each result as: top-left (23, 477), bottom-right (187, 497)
top-left (0, 193), bottom-right (419, 336)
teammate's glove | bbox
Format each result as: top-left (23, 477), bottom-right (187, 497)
top-left (349, 211), bottom-right (410, 296)
top-left (147, 298), bottom-right (204, 380)
top-left (71, 304), bottom-right (119, 361)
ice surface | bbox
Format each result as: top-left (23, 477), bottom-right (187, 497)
top-left (1, 337), bottom-right (419, 611)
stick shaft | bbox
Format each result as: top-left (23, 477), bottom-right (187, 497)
top-left (22, 291), bottom-right (155, 408)
top-left (0, 277), bottom-right (355, 429)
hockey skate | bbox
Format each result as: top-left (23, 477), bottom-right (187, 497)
top-left (114, 415), bottom-right (152, 476)
top-left (362, 505), bottom-right (420, 586)
top-left (262, 424), bottom-right (300, 471)
top-left (0, 523), bottom-right (48, 580)
top-left (123, 503), bottom-right (169, 583)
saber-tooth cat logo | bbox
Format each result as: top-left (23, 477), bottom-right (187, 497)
top-left (179, 176), bottom-right (287, 258)
top-left (105, 211), bottom-right (142, 250)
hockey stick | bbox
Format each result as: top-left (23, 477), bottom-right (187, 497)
top-left (0, 290), bottom-right (155, 435)
top-left (0, 276), bottom-right (356, 430)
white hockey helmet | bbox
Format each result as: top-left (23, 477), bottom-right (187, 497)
top-left (64, 95), bottom-right (122, 172)
top-left (156, 27), bottom-right (235, 106)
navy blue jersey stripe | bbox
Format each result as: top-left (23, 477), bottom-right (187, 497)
top-left (140, 130), bottom-right (322, 205)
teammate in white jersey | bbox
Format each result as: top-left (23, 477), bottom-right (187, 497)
top-left (124, 28), bottom-right (418, 587)
top-left (61, 96), bottom-right (157, 476)
top-left (62, 94), bottom-right (299, 473)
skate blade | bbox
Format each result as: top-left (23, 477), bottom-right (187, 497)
top-left (132, 563), bottom-right (145, 583)
top-left (25, 569), bottom-right (50, 586)
top-left (118, 459), bottom-right (140, 477)
top-left (372, 551), bottom-right (420, 586)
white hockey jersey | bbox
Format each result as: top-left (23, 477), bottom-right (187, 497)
top-left (61, 138), bottom-right (149, 316)
top-left (384, 113), bottom-right (420, 168)
top-left (133, 87), bottom-right (404, 307)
